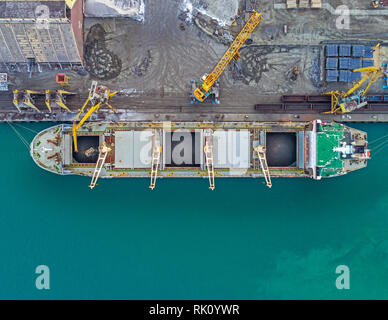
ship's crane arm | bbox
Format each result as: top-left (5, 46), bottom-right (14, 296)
top-left (89, 142), bottom-right (111, 189)
top-left (193, 11), bottom-right (262, 102)
top-left (73, 82), bottom-right (117, 152)
top-left (203, 131), bottom-right (215, 190)
top-left (254, 145), bottom-right (272, 188)
top-left (149, 131), bottom-right (162, 190)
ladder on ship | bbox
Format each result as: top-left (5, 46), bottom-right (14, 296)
top-left (204, 130), bottom-right (215, 190)
top-left (149, 131), bottom-right (162, 190)
top-left (254, 145), bottom-right (272, 188)
top-left (89, 142), bottom-right (111, 189)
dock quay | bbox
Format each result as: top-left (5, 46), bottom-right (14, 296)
top-left (1, 107), bottom-right (388, 123)
top-left (1, 93), bottom-right (387, 123)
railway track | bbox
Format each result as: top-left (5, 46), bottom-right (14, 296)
top-left (0, 93), bottom-right (387, 122)
top-left (255, 94), bottom-right (388, 113)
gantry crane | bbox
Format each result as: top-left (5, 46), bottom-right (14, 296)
top-left (89, 142), bottom-right (111, 189)
top-left (254, 145), bottom-right (272, 188)
top-left (149, 130), bottom-right (162, 190)
top-left (325, 66), bottom-right (384, 113)
top-left (203, 130), bottom-right (215, 190)
top-left (192, 11), bottom-right (262, 103)
top-left (73, 81), bottom-right (117, 152)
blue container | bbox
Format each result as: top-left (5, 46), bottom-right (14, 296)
top-left (339, 45), bottom-right (351, 57)
top-left (326, 77), bottom-right (337, 82)
top-left (326, 58), bottom-right (338, 69)
top-left (362, 59), bottom-right (374, 68)
top-left (326, 45), bottom-right (338, 57)
top-left (326, 70), bottom-right (338, 82)
top-left (339, 58), bottom-right (350, 69)
top-left (351, 72), bottom-right (361, 82)
top-left (350, 58), bottom-right (362, 70)
top-left (352, 45), bottom-right (364, 57)
top-left (364, 46), bottom-right (374, 58)
top-left (366, 96), bottom-right (381, 101)
top-left (339, 70), bottom-right (351, 82)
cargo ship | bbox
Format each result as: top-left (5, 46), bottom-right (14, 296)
top-left (30, 120), bottom-right (370, 189)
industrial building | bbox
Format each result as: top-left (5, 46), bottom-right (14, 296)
top-left (0, 0), bottom-right (83, 71)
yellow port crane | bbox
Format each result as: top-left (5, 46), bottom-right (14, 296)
top-left (73, 81), bottom-right (117, 152)
top-left (192, 11), bottom-right (262, 103)
top-left (45, 89), bottom-right (72, 112)
top-left (325, 66), bottom-right (384, 114)
top-left (13, 89), bottom-right (40, 112)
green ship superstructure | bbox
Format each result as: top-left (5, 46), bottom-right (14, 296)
top-left (315, 121), bottom-right (370, 179)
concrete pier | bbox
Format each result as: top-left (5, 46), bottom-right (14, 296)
top-left (1, 90), bottom-right (387, 123)
top-left (1, 106), bottom-right (387, 123)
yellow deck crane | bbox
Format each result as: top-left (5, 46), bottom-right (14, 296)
top-left (254, 145), bottom-right (272, 188)
top-left (73, 81), bottom-right (117, 152)
top-left (192, 11), bottom-right (262, 103)
top-left (89, 142), bottom-right (111, 189)
top-left (325, 66), bottom-right (384, 114)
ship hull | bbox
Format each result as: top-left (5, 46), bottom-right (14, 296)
top-left (30, 121), bottom-right (369, 183)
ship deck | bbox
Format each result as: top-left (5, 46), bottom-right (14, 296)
top-left (30, 121), bottom-right (369, 187)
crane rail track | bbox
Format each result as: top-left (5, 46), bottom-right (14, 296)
top-left (0, 93), bottom-right (387, 122)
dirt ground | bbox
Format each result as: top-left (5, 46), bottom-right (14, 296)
top-left (6, 0), bottom-right (388, 111)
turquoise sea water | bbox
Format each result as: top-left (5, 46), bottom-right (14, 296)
top-left (0, 122), bottom-right (387, 300)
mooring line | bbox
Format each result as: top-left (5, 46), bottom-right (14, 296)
top-left (369, 133), bottom-right (388, 145)
top-left (6, 121), bottom-right (30, 151)
top-left (13, 122), bottom-right (39, 134)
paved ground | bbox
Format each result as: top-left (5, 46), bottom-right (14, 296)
top-left (3, 0), bottom-right (388, 113)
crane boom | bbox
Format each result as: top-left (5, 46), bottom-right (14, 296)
top-left (73, 81), bottom-right (117, 152)
top-left (193, 11), bottom-right (262, 102)
top-left (149, 131), bottom-right (162, 190)
top-left (360, 68), bottom-right (381, 96)
top-left (344, 67), bottom-right (380, 97)
top-left (89, 142), bottom-right (111, 189)
top-left (254, 145), bottom-right (272, 188)
top-left (204, 132), bottom-right (215, 190)
top-left (149, 146), bottom-right (161, 190)
top-left (325, 66), bottom-right (383, 113)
